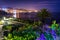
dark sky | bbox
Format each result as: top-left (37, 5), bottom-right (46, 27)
top-left (0, 0), bottom-right (60, 12)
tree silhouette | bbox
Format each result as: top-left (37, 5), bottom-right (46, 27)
top-left (37, 8), bottom-right (51, 24)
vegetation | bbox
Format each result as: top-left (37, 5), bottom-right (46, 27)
top-left (3, 25), bottom-right (12, 31)
top-left (37, 8), bottom-right (51, 24)
top-left (3, 18), bottom-right (60, 40)
top-left (4, 26), bottom-right (39, 40)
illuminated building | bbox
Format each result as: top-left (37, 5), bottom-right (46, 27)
top-left (0, 7), bottom-right (38, 19)
top-left (13, 10), bottom-right (16, 18)
top-left (2, 8), bottom-right (7, 12)
top-left (6, 8), bottom-right (13, 13)
top-left (16, 13), bottom-right (20, 18)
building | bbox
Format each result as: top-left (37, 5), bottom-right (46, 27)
top-left (16, 12), bottom-right (38, 21)
top-left (0, 7), bottom-right (38, 19)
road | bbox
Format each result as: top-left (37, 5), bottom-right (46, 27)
top-left (0, 25), bottom-right (3, 40)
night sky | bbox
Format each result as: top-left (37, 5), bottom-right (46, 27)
top-left (0, 0), bottom-right (60, 12)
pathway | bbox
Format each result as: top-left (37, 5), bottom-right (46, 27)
top-left (0, 25), bottom-right (3, 40)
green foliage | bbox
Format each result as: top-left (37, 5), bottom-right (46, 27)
top-left (4, 33), bottom-right (13, 40)
top-left (3, 20), bottom-right (60, 40)
top-left (3, 25), bottom-right (12, 31)
top-left (56, 25), bottom-right (60, 36)
top-left (4, 27), bottom-right (39, 40)
top-left (50, 20), bottom-right (59, 30)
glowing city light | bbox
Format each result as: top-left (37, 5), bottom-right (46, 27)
top-left (28, 10), bottom-right (32, 13)
top-left (20, 11), bottom-right (23, 13)
top-left (34, 10), bottom-right (38, 12)
top-left (2, 8), bottom-right (7, 11)
top-left (13, 10), bottom-right (16, 18)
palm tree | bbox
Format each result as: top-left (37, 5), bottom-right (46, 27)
top-left (37, 8), bottom-right (52, 24)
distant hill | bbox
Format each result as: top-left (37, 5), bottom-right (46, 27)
top-left (0, 10), bottom-right (13, 18)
